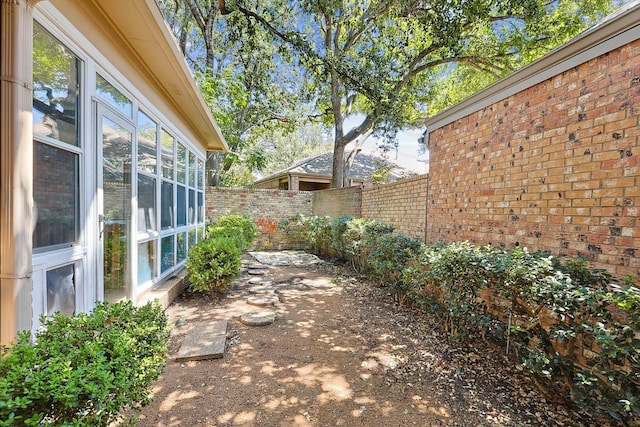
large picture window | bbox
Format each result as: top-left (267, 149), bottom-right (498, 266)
top-left (32, 23), bottom-right (82, 251)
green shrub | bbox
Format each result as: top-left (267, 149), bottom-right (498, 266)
top-left (206, 225), bottom-right (248, 251)
top-left (281, 214), bottom-right (332, 255)
top-left (342, 218), bottom-right (394, 272)
top-left (186, 236), bottom-right (242, 294)
top-left (214, 215), bottom-right (257, 248)
top-left (0, 301), bottom-right (169, 426)
top-left (368, 233), bottom-right (423, 294)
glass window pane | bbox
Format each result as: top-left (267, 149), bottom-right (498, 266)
top-left (138, 175), bottom-right (156, 233)
top-left (188, 229), bottom-right (196, 250)
top-left (96, 73), bottom-right (132, 118)
top-left (188, 189), bottom-right (196, 225)
top-left (197, 191), bottom-right (204, 224)
top-left (161, 236), bottom-right (175, 273)
top-left (197, 158), bottom-right (204, 189)
top-left (33, 142), bottom-right (79, 249)
top-left (138, 111), bottom-right (157, 174)
top-left (101, 117), bottom-right (132, 302)
top-left (189, 152), bottom-right (196, 187)
top-left (33, 23), bottom-right (81, 147)
top-left (161, 130), bottom-right (174, 179)
top-left (198, 227), bottom-right (205, 241)
top-left (177, 143), bottom-right (186, 184)
top-left (138, 240), bottom-right (157, 285)
top-left (161, 181), bottom-right (173, 229)
top-left (46, 264), bottom-right (75, 316)
top-left (177, 185), bottom-right (186, 227)
top-left (177, 232), bottom-right (186, 263)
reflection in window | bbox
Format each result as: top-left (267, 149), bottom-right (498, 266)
top-left (138, 111), bottom-right (157, 174)
top-left (188, 189), bottom-right (196, 225)
top-left (161, 236), bottom-right (175, 273)
top-left (189, 152), bottom-right (196, 187)
top-left (197, 158), bottom-right (204, 189)
top-left (177, 185), bottom-right (186, 227)
top-left (138, 175), bottom-right (156, 232)
top-left (161, 181), bottom-right (173, 229)
top-left (197, 191), bottom-right (204, 223)
top-left (33, 23), bottom-right (81, 146)
top-left (177, 143), bottom-right (186, 184)
top-left (138, 240), bottom-right (157, 285)
top-left (33, 142), bottom-right (79, 249)
top-left (161, 130), bottom-right (174, 179)
top-left (189, 229), bottom-right (197, 250)
top-left (96, 73), bottom-right (132, 118)
top-left (177, 232), bottom-right (186, 263)
top-left (47, 264), bottom-right (75, 316)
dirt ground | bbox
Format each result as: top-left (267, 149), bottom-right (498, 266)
top-left (135, 254), bottom-right (598, 427)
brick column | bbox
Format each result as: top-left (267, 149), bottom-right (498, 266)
top-left (0, 0), bottom-right (38, 344)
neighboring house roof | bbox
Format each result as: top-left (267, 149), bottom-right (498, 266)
top-left (46, 0), bottom-right (227, 152)
top-left (255, 151), bottom-right (416, 185)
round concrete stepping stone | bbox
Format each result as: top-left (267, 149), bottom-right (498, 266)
top-left (246, 295), bottom-right (279, 307)
top-left (248, 269), bottom-right (268, 276)
top-left (240, 311), bottom-right (275, 326)
top-left (247, 263), bottom-right (267, 270)
top-left (248, 277), bottom-right (272, 285)
top-left (248, 285), bottom-right (276, 294)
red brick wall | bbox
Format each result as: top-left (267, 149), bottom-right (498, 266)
top-left (427, 39), bottom-right (640, 279)
top-left (361, 174), bottom-right (428, 241)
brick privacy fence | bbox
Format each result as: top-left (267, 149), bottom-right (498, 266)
top-left (205, 187), bottom-right (313, 249)
top-left (313, 187), bottom-right (362, 217)
top-left (361, 174), bottom-right (428, 241)
top-left (427, 38), bottom-right (640, 279)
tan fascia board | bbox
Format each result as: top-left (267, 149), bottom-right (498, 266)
top-left (254, 173), bottom-right (332, 185)
top-left (62, 0), bottom-right (227, 152)
top-left (426, 1), bottom-right (640, 134)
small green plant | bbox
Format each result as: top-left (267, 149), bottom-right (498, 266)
top-left (186, 236), bottom-right (242, 294)
top-left (0, 301), bottom-right (169, 426)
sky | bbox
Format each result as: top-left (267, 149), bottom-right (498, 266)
top-left (343, 115), bottom-right (430, 175)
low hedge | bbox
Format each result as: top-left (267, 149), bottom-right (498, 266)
top-left (0, 301), bottom-right (169, 426)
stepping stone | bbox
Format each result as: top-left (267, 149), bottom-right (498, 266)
top-left (240, 311), bottom-right (275, 326)
top-left (248, 277), bottom-right (272, 285)
top-left (176, 320), bottom-right (227, 362)
top-left (247, 295), bottom-right (279, 307)
top-left (247, 263), bottom-right (268, 270)
top-left (248, 285), bottom-right (276, 294)
top-left (248, 269), bottom-right (268, 276)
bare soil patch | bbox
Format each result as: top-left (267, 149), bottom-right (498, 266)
top-left (136, 257), bottom-right (597, 426)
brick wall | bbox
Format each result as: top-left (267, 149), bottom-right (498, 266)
top-left (427, 39), bottom-right (640, 279)
top-left (313, 187), bottom-right (362, 218)
top-left (361, 174), bottom-right (428, 241)
top-left (206, 187), bottom-right (313, 249)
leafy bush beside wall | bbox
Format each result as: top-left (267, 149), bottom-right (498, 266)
top-left (0, 301), bottom-right (169, 426)
top-left (284, 215), bottom-right (640, 424)
top-left (188, 215), bottom-right (256, 294)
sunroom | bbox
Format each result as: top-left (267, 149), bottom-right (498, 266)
top-left (0, 0), bottom-right (227, 344)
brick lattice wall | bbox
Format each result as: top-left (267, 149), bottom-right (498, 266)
top-left (361, 174), bottom-right (429, 241)
top-left (427, 39), bottom-right (640, 278)
top-left (313, 187), bottom-right (362, 218)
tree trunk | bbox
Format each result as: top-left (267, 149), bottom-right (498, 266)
top-left (332, 143), bottom-right (346, 189)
